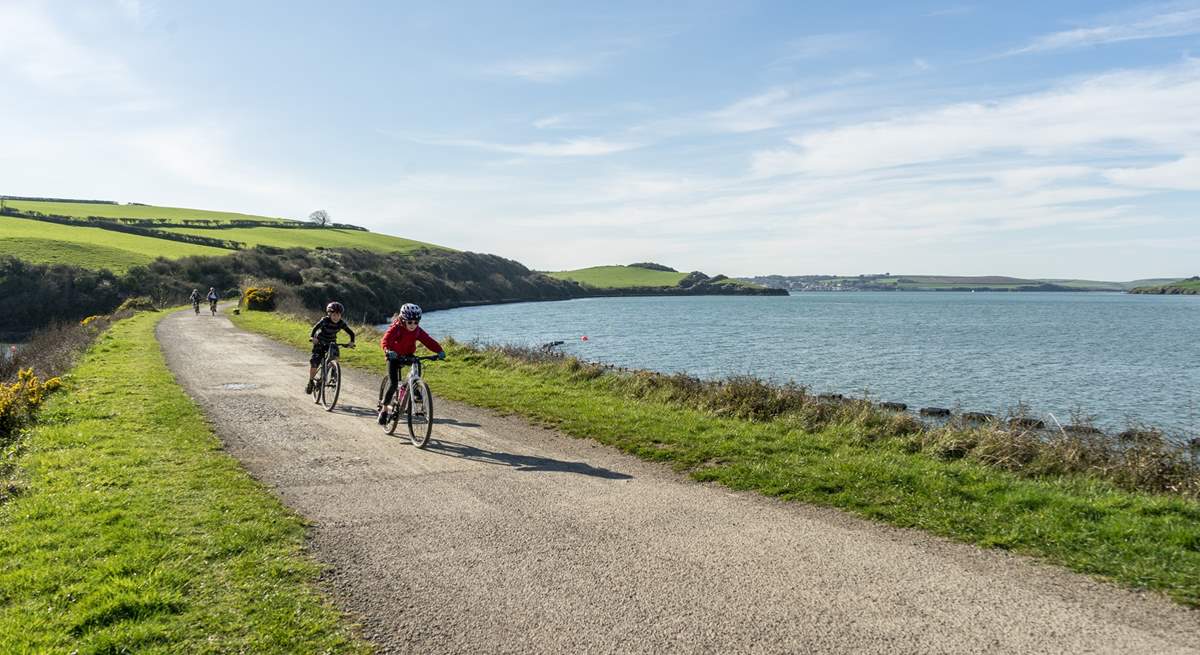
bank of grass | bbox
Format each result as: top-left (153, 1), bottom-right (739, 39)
top-left (0, 215), bottom-right (228, 271)
top-left (6, 199), bottom-right (289, 223)
top-left (232, 309), bottom-right (1200, 606)
top-left (0, 311), bottom-right (368, 653)
top-left (162, 225), bottom-right (446, 254)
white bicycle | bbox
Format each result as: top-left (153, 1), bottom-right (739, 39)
top-left (377, 354), bottom-right (438, 447)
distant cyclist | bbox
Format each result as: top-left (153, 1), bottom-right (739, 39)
top-left (189, 289), bottom-right (201, 314)
top-left (377, 303), bottom-right (445, 424)
top-left (206, 287), bottom-right (219, 315)
top-left (307, 301), bottom-right (356, 394)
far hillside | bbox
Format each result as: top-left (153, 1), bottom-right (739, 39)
top-left (4, 198), bottom-right (289, 223)
top-left (1, 197), bottom-right (448, 272)
top-left (1130, 276), bottom-right (1200, 295)
top-left (746, 273), bottom-right (1186, 293)
top-left (548, 263), bottom-right (784, 296)
top-left (548, 264), bottom-right (687, 288)
top-left (161, 226), bottom-right (440, 255)
top-left (0, 214), bottom-right (229, 272)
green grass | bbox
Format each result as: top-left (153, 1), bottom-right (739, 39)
top-left (6, 200), bottom-right (289, 223)
top-left (0, 215), bottom-right (229, 271)
top-left (0, 311), bottom-right (369, 653)
top-left (163, 226), bottom-right (446, 254)
top-left (233, 309), bottom-right (1200, 607)
top-left (547, 265), bottom-right (687, 288)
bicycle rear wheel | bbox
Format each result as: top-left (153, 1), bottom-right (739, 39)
top-left (407, 380), bottom-right (433, 448)
top-left (322, 361), bottom-right (341, 410)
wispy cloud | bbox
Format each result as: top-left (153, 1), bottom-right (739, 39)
top-left (772, 31), bottom-right (874, 65)
top-left (0, 2), bottom-right (139, 95)
top-left (488, 57), bottom-right (593, 82)
top-left (1006, 4), bottom-right (1200, 55)
top-left (1106, 154), bottom-right (1200, 190)
top-left (752, 60), bottom-right (1200, 176)
top-left (391, 132), bottom-right (641, 157)
top-left (927, 6), bottom-right (973, 18)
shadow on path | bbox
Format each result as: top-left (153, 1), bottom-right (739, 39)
top-left (433, 417), bottom-right (481, 428)
top-left (428, 440), bottom-right (633, 480)
top-left (331, 404), bottom-right (380, 419)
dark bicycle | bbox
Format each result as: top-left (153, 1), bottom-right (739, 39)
top-left (312, 341), bottom-right (354, 411)
top-left (377, 354), bottom-right (438, 447)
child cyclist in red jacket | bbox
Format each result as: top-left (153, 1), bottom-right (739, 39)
top-left (378, 303), bottom-right (446, 424)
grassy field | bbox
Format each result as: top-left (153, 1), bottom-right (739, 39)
top-left (233, 309), bottom-right (1200, 607)
top-left (547, 265), bottom-right (687, 288)
top-left (0, 215), bottom-right (229, 271)
top-left (0, 311), bottom-right (368, 652)
top-left (5, 199), bottom-right (289, 223)
top-left (164, 225), bottom-right (445, 254)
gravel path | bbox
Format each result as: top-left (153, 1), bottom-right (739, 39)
top-left (158, 310), bottom-right (1199, 654)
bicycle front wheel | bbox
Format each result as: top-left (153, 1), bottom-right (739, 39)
top-left (385, 395), bottom-right (403, 435)
top-left (322, 361), bottom-right (341, 411)
top-left (407, 380), bottom-right (433, 448)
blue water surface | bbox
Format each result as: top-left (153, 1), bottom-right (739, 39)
top-left (417, 293), bottom-right (1200, 435)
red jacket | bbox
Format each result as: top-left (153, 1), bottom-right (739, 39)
top-left (381, 322), bottom-right (443, 356)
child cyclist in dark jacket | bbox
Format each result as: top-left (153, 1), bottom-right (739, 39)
top-left (306, 301), bottom-right (356, 393)
top-left (378, 303), bottom-right (445, 424)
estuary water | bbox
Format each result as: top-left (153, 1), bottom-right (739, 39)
top-left (420, 292), bottom-right (1200, 436)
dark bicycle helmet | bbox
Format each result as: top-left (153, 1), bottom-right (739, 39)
top-left (326, 301), bottom-right (344, 314)
top-left (399, 303), bottom-right (422, 321)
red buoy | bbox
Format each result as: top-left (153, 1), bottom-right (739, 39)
top-left (581, 335), bottom-right (589, 341)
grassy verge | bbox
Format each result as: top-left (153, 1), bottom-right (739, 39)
top-left (0, 311), bottom-right (368, 653)
top-left (233, 309), bottom-right (1200, 607)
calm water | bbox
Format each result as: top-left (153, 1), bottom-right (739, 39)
top-left (418, 293), bottom-right (1200, 436)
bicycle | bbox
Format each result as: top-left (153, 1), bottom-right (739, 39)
top-left (192, 299), bottom-right (200, 315)
top-left (311, 341), bottom-right (354, 411)
top-left (377, 354), bottom-right (438, 447)
top-left (209, 299), bottom-right (218, 316)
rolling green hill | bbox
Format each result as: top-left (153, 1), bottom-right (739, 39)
top-left (4, 199), bottom-right (288, 223)
top-left (162, 226), bottom-right (440, 254)
top-left (1, 198), bottom-right (449, 272)
top-left (1130, 276), bottom-right (1200, 295)
top-left (547, 265), bottom-right (688, 288)
top-left (0, 215), bottom-right (229, 271)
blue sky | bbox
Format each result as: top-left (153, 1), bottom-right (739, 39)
top-left (2, 1), bottom-right (1198, 279)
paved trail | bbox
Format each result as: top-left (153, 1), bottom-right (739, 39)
top-left (158, 311), bottom-right (1199, 654)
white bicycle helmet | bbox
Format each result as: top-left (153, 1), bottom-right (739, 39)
top-left (399, 303), bottom-right (422, 322)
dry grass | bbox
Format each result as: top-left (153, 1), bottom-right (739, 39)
top-left (454, 340), bottom-right (1200, 498)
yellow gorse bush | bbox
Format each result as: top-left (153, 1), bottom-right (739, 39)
top-left (0, 368), bottom-right (62, 441)
top-left (243, 286), bottom-right (276, 311)
top-left (80, 315), bottom-right (104, 327)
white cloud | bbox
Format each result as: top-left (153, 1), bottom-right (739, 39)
top-left (1007, 4), bottom-right (1200, 55)
top-left (753, 61), bottom-right (1200, 177)
top-left (488, 57), bottom-right (596, 82)
top-left (773, 32), bottom-right (874, 64)
top-left (1107, 154), bottom-right (1200, 190)
top-left (392, 133), bottom-right (641, 157)
top-left (0, 2), bottom-right (139, 95)
top-left (927, 6), bottom-right (973, 18)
